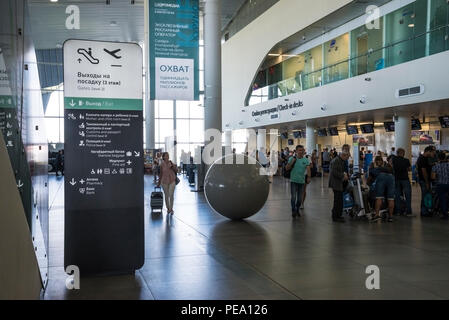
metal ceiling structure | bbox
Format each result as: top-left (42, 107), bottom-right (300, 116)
top-left (28, 0), bottom-right (247, 50)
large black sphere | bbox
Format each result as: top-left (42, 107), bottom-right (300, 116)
top-left (204, 154), bottom-right (270, 220)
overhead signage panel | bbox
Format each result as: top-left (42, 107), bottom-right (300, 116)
top-left (149, 0), bottom-right (199, 101)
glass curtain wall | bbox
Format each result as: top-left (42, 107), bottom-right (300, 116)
top-left (247, 0), bottom-right (449, 106)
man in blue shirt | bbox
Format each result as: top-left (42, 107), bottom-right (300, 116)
top-left (286, 145), bottom-right (311, 218)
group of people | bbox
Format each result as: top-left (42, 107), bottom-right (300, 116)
top-left (327, 144), bottom-right (449, 223)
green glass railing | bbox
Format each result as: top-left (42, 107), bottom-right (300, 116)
top-left (248, 25), bottom-right (449, 106)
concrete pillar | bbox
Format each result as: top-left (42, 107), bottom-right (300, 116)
top-left (144, 0), bottom-right (154, 149)
top-left (257, 129), bottom-right (267, 151)
top-left (145, 100), bottom-right (155, 149)
top-left (224, 130), bottom-right (232, 147)
top-left (204, 0), bottom-right (222, 143)
top-left (395, 113), bottom-right (412, 159)
top-left (306, 123), bottom-right (316, 155)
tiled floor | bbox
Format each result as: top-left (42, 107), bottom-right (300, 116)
top-left (44, 173), bottom-right (449, 300)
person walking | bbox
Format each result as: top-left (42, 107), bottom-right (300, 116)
top-left (157, 152), bottom-right (178, 215)
top-left (417, 146), bottom-right (436, 216)
top-left (392, 148), bottom-right (413, 216)
top-left (431, 152), bottom-right (449, 220)
top-left (286, 145), bottom-right (311, 218)
top-left (56, 149), bottom-right (64, 176)
top-left (329, 150), bottom-right (350, 223)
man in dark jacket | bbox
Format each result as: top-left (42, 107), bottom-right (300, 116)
top-left (329, 151), bottom-right (350, 222)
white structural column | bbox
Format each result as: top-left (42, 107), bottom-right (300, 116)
top-left (395, 113), bottom-right (412, 159)
top-left (204, 0), bottom-right (222, 143)
top-left (144, 0), bottom-right (155, 149)
top-left (306, 123), bottom-right (316, 154)
top-left (224, 130), bottom-right (232, 147)
top-left (145, 100), bottom-right (155, 149)
top-left (257, 129), bottom-right (267, 151)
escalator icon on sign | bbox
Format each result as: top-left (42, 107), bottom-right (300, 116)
top-left (77, 48), bottom-right (99, 64)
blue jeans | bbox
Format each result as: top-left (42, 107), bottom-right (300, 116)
top-left (395, 179), bottom-right (412, 214)
top-left (419, 180), bottom-right (431, 216)
top-left (290, 182), bottom-right (304, 213)
top-left (437, 184), bottom-right (449, 217)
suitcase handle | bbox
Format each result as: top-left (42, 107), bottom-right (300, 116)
top-left (154, 186), bottom-right (162, 191)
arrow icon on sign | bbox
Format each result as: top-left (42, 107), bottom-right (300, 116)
top-left (134, 151), bottom-right (140, 157)
top-left (17, 180), bottom-right (24, 188)
top-left (69, 99), bottom-right (76, 107)
top-left (70, 178), bottom-right (77, 186)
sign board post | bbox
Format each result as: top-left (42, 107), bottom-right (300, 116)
top-left (63, 39), bottom-right (144, 275)
top-left (149, 0), bottom-right (199, 101)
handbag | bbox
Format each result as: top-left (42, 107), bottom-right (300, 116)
top-left (171, 165), bottom-right (180, 185)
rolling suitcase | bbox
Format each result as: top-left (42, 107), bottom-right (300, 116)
top-left (151, 187), bottom-right (164, 213)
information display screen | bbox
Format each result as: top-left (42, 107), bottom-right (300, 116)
top-left (328, 127), bottom-right (339, 136)
top-left (439, 116), bottom-right (449, 128)
top-left (384, 121), bottom-right (395, 132)
top-left (360, 124), bottom-right (374, 134)
top-left (346, 125), bottom-right (358, 135)
top-left (317, 129), bottom-right (327, 137)
top-left (411, 119), bottom-right (422, 130)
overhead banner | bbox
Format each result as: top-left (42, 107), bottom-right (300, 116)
top-left (63, 39), bottom-right (144, 274)
top-left (149, 0), bottom-right (199, 101)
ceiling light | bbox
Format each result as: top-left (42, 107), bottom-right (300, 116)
top-left (408, 24), bottom-right (415, 28)
top-left (50, 0), bottom-right (59, 2)
top-left (268, 53), bottom-right (280, 57)
top-left (282, 54), bottom-right (297, 58)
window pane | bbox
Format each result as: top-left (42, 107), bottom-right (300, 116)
top-left (176, 100), bottom-right (190, 118)
top-left (59, 118), bottom-right (64, 143)
top-left (190, 119), bottom-right (204, 142)
top-left (176, 119), bottom-right (189, 143)
top-left (155, 120), bottom-right (160, 143)
top-left (159, 119), bottom-right (174, 143)
top-left (45, 90), bottom-right (62, 117)
top-left (199, 70), bottom-right (204, 91)
top-left (157, 100), bottom-right (173, 118)
top-left (45, 118), bottom-right (60, 143)
top-left (190, 95), bottom-right (204, 118)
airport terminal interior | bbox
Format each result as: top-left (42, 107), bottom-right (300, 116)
top-left (2, 0), bottom-right (449, 300)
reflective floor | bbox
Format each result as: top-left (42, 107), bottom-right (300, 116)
top-left (44, 173), bottom-right (449, 300)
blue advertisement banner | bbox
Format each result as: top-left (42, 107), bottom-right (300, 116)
top-left (149, 0), bottom-right (199, 101)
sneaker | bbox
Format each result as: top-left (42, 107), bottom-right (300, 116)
top-left (371, 215), bottom-right (381, 222)
top-left (300, 204), bottom-right (305, 209)
top-left (292, 211), bottom-right (297, 218)
top-left (387, 217), bottom-right (394, 222)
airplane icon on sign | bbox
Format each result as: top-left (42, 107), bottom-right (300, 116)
top-left (104, 48), bottom-right (122, 59)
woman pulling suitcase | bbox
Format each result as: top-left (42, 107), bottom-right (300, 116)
top-left (157, 152), bottom-right (178, 215)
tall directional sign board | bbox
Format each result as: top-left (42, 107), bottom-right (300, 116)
top-left (63, 40), bottom-right (144, 274)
